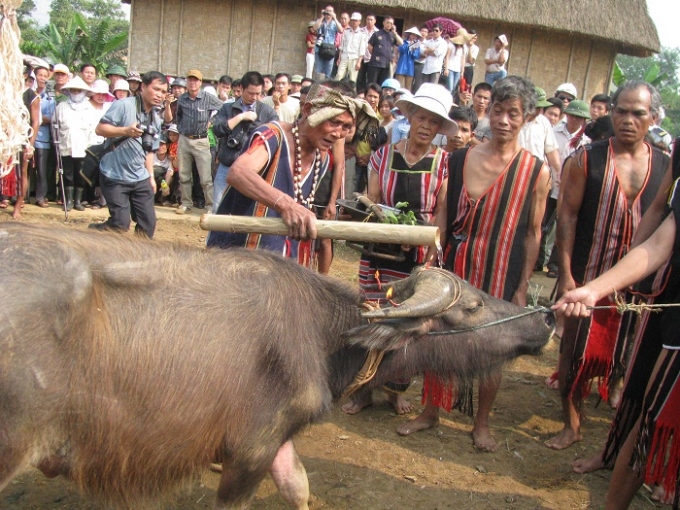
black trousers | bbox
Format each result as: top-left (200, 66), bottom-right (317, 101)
top-left (100, 173), bottom-right (157, 238)
top-left (365, 65), bottom-right (390, 88)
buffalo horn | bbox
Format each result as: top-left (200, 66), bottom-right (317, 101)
top-left (362, 268), bottom-right (460, 319)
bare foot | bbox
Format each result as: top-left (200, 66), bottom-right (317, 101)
top-left (544, 371), bottom-right (559, 390)
top-left (11, 209), bottom-right (22, 220)
top-left (396, 414), bottom-right (438, 436)
top-left (386, 393), bottom-right (413, 415)
top-left (472, 426), bottom-right (498, 452)
top-left (651, 484), bottom-right (675, 504)
top-left (572, 453), bottom-right (606, 474)
top-left (341, 394), bottom-right (373, 415)
top-left (608, 383), bottom-right (623, 409)
top-left (545, 428), bottom-right (582, 450)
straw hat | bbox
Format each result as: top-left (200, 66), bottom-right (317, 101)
top-left (395, 83), bottom-right (458, 137)
top-left (404, 26), bottom-right (422, 37)
top-left (61, 75), bottom-right (92, 92)
top-left (451, 28), bottom-right (475, 45)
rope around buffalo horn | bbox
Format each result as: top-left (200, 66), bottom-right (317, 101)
top-left (342, 301), bottom-right (386, 398)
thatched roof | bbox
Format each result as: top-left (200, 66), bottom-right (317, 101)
top-left (121, 0), bottom-right (660, 57)
top-left (347, 0), bottom-right (660, 56)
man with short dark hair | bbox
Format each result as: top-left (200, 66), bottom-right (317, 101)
top-left (211, 71), bottom-right (278, 209)
top-left (365, 16), bottom-right (402, 86)
top-left (262, 73), bottom-right (299, 123)
top-left (546, 81), bottom-right (669, 450)
top-left (217, 75), bottom-right (233, 101)
top-left (421, 23), bottom-right (448, 84)
top-left (397, 76), bottom-right (550, 453)
top-left (91, 71), bottom-right (168, 238)
top-left (589, 93), bottom-right (610, 120)
top-left (175, 69), bottom-right (223, 214)
top-left (470, 82), bottom-right (492, 144)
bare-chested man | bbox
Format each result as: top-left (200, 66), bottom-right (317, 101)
top-left (397, 76), bottom-right (551, 452)
top-left (545, 81), bottom-right (669, 450)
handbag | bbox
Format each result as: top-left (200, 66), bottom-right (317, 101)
top-left (80, 136), bottom-right (130, 187)
top-left (318, 42), bottom-right (337, 61)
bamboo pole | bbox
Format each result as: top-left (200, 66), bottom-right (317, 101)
top-left (200, 215), bottom-right (440, 246)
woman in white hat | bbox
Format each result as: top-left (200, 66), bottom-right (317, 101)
top-left (342, 82), bottom-right (457, 416)
top-left (87, 79), bottom-right (114, 209)
top-left (112, 80), bottom-right (131, 100)
top-left (54, 75), bottom-right (95, 211)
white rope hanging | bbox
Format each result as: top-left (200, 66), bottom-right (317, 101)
top-left (0, 0), bottom-right (31, 178)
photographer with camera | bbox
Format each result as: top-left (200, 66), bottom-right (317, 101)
top-left (312, 5), bottom-right (343, 79)
top-left (211, 71), bottom-right (278, 210)
top-left (90, 71), bottom-right (168, 238)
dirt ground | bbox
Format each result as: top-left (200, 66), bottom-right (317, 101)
top-left (0, 206), bottom-right (665, 510)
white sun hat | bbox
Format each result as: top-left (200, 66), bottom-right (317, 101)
top-left (395, 83), bottom-right (458, 137)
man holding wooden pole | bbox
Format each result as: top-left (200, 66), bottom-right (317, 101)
top-left (206, 82), bottom-right (378, 268)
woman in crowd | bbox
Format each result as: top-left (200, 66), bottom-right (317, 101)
top-left (54, 76), bottom-right (94, 211)
top-left (127, 71), bottom-right (143, 96)
top-left (87, 79), bottom-right (114, 209)
top-left (112, 80), bottom-right (131, 100)
top-left (378, 94), bottom-right (396, 137)
top-left (341, 83), bottom-right (457, 415)
top-left (484, 34), bottom-right (509, 86)
top-left (207, 82), bottom-right (377, 267)
top-left (444, 29), bottom-right (473, 96)
top-left (394, 27), bottom-right (422, 91)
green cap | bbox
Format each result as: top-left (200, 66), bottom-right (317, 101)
top-left (534, 87), bottom-right (552, 108)
top-left (564, 99), bottom-right (591, 119)
top-left (106, 64), bottom-right (127, 77)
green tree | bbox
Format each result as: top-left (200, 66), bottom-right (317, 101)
top-left (17, 0), bottom-right (47, 56)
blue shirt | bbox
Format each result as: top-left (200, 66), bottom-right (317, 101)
top-left (318, 19), bottom-right (338, 44)
top-left (35, 91), bottom-right (56, 149)
top-left (99, 97), bottom-right (161, 182)
top-left (395, 41), bottom-right (419, 77)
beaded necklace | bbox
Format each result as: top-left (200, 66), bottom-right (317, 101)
top-left (292, 122), bottom-right (321, 209)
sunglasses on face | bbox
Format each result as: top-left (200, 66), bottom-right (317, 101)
top-left (557, 95), bottom-right (573, 102)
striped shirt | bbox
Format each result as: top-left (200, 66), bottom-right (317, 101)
top-left (175, 90), bottom-right (223, 137)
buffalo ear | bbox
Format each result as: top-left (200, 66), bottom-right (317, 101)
top-left (341, 318), bottom-right (433, 351)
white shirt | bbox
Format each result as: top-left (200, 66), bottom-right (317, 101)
top-left (466, 44), bottom-right (479, 67)
top-left (340, 27), bottom-right (368, 60)
top-left (361, 26), bottom-right (379, 62)
top-left (485, 47), bottom-right (508, 73)
top-left (422, 37), bottom-right (448, 75)
top-left (261, 96), bottom-right (300, 124)
top-left (519, 115), bottom-right (559, 160)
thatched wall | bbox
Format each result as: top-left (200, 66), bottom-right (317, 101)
top-left (128, 0), bottom-right (631, 99)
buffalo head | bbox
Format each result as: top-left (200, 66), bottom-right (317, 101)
top-left (341, 267), bottom-right (555, 382)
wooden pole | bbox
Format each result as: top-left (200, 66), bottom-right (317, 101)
top-left (200, 215), bottom-right (440, 246)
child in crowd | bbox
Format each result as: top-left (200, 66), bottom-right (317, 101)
top-left (165, 125), bottom-right (181, 205)
top-left (153, 135), bottom-right (173, 205)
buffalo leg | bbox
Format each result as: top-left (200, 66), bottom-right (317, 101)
top-left (269, 440), bottom-right (309, 510)
top-left (213, 452), bottom-right (274, 510)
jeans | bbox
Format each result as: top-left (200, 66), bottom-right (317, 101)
top-left (445, 71), bottom-right (460, 94)
top-left (315, 48), bottom-right (334, 78)
top-left (213, 162), bottom-right (230, 212)
top-left (485, 69), bottom-right (507, 86)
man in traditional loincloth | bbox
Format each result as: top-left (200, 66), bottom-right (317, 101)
top-left (396, 76), bottom-right (551, 452)
top-left (545, 80), bottom-right (669, 450)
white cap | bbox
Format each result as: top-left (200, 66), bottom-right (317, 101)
top-left (496, 34), bottom-right (508, 46)
top-left (555, 83), bottom-right (578, 98)
top-left (53, 63), bottom-right (69, 74)
top-left (350, 12), bottom-right (362, 21)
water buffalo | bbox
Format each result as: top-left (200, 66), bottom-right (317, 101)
top-left (0, 223), bottom-right (553, 509)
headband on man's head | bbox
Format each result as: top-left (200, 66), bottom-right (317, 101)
top-left (304, 84), bottom-right (378, 128)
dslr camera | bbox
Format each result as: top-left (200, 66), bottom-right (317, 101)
top-left (226, 124), bottom-right (250, 150)
top-left (322, 9), bottom-right (330, 14)
top-left (137, 122), bottom-right (158, 152)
